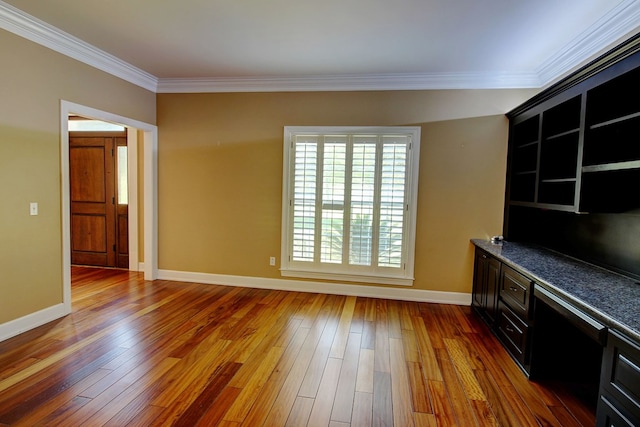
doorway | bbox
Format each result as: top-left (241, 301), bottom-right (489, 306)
top-left (69, 125), bottom-right (129, 269)
top-left (60, 100), bottom-right (158, 315)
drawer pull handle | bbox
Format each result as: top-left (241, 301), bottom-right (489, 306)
top-left (509, 286), bottom-right (518, 292)
top-left (505, 325), bottom-right (515, 333)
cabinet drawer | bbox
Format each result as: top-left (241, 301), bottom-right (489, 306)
top-left (597, 394), bottom-right (638, 427)
top-left (497, 301), bottom-right (529, 365)
top-left (599, 330), bottom-right (640, 424)
top-left (500, 265), bottom-right (532, 317)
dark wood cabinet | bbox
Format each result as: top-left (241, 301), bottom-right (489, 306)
top-left (496, 300), bottom-right (530, 368)
top-left (472, 248), bottom-right (533, 374)
top-left (506, 35), bottom-right (640, 216)
top-left (496, 265), bottom-right (533, 373)
top-left (472, 249), bottom-right (500, 325)
top-left (483, 34), bottom-right (640, 424)
top-left (499, 265), bottom-right (533, 319)
top-left (506, 92), bottom-right (584, 212)
top-left (597, 395), bottom-right (637, 427)
top-left (597, 330), bottom-right (640, 426)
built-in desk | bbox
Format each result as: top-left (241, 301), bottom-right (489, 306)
top-left (471, 239), bottom-right (640, 426)
top-left (472, 239), bottom-right (640, 341)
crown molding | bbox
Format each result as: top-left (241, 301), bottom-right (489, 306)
top-left (156, 71), bottom-right (542, 93)
top-left (0, 0), bottom-right (158, 92)
top-left (0, 0), bottom-right (638, 93)
top-left (536, 0), bottom-right (640, 87)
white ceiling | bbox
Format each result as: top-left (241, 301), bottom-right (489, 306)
top-left (1, 0), bottom-right (639, 92)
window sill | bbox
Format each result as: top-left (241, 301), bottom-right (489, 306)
top-left (280, 268), bottom-right (414, 286)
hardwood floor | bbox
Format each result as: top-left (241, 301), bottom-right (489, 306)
top-left (0, 267), bottom-right (595, 426)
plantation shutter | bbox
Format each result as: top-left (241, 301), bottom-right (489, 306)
top-left (282, 127), bottom-right (420, 286)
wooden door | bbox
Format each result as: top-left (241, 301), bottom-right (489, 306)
top-left (70, 132), bottom-right (128, 268)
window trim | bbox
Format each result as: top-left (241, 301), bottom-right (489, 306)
top-left (281, 126), bottom-right (421, 286)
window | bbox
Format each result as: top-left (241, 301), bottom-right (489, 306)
top-left (281, 126), bottom-right (421, 286)
top-left (116, 145), bottom-right (128, 205)
top-left (68, 119), bottom-right (125, 131)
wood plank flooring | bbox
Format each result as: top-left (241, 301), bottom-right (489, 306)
top-left (0, 267), bottom-right (595, 426)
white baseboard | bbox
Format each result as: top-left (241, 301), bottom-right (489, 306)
top-left (0, 271), bottom-right (469, 343)
top-left (158, 269), bottom-right (471, 305)
top-left (0, 303), bottom-right (69, 343)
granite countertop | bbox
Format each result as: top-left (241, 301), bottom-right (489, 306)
top-left (472, 238), bottom-right (640, 343)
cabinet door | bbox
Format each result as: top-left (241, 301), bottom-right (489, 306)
top-left (472, 250), bottom-right (488, 310)
top-left (472, 249), bottom-right (501, 326)
top-left (485, 257), bottom-right (500, 324)
top-left (500, 265), bottom-right (533, 319)
top-left (497, 300), bottom-right (530, 368)
top-left (597, 395), bottom-right (637, 427)
top-left (598, 330), bottom-right (640, 425)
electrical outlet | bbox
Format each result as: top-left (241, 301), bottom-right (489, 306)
top-left (30, 202), bottom-right (38, 216)
top-left (269, 256), bottom-right (276, 266)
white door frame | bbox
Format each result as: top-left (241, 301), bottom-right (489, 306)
top-left (60, 100), bottom-right (158, 313)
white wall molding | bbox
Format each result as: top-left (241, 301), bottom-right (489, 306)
top-left (0, 304), bottom-right (67, 343)
top-left (1, 0), bottom-right (637, 93)
top-left (155, 72), bottom-right (543, 93)
top-left (158, 269), bottom-right (472, 305)
top-left (61, 100), bottom-right (159, 313)
top-left (0, 0), bottom-right (157, 92)
top-left (537, 0), bottom-right (640, 87)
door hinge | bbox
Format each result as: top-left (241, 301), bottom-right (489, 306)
top-left (112, 196), bottom-right (115, 204)
top-left (113, 244), bottom-right (116, 252)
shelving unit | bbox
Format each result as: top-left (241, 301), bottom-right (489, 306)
top-left (501, 33), bottom-right (640, 426)
top-left (538, 95), bottom-right (582, 207)
top-left (580, 65), bottom-right (640, 213)
top-left (506, 42), bottom-right (640, 214)
top-left (510, 115), bottom-right (540, 203)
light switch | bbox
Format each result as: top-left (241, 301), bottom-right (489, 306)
top-left (30, 202), bottom-right (38, 216)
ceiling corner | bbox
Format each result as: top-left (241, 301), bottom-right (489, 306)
top-left (0, 0), bottom-right (158, 92)
top-left (535, 0), bottom-right (640, 87)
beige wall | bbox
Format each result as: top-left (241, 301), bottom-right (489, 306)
top-left (0, 24), bottom-right (539, 328)
top-left (0, 30), bottom-right (155, 325)
top-left (156, 89), bottom-right (537, 293)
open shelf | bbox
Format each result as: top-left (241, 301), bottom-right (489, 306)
top-left (586, 66), bottom-right (640, 125)
top-left (507, 45), bottom-right (640, 214)
top-left (538, 180), bottom-right (576, 207)
top-left (509, 200), bottom-right (577, 213)
top-left (545, 128), bottom-right (580, 140)
top-left (580, 168), bottom-right (640, 213)
top-left (513, 144), bottom-right (539, 174)
top-left (513, 115), bottom-right (540, 147)
top-left (510, 173), bottom-right (536, 203)
top-left (539, 132), bottom-right (579, 180)
top-left (582, 160), bottom-right (640, 173)
top-left (542, 95), bottom-right (582, 138)
top-left (589, 111), bottom-right (640, 130)
top-left (583, 114), bottom-right (640, 166)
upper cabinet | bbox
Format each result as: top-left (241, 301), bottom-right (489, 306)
top-left (506, 34), bottom-right (640, 214)
top-left (581, 65), bottom-right (640, 213)
top-left (539, 95), bottom-right (582, 208)
top-left (509, 114), bottom-right (540, 204)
